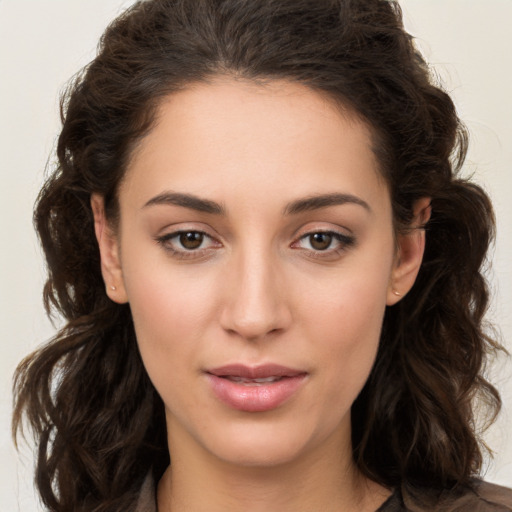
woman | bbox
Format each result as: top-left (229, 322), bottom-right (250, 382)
top-left (12, 0), bottom-right (512, 510)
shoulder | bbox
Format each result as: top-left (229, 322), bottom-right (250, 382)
top-left (400, 479), bottom-right (512, 512)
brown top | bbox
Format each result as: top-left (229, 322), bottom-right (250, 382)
top-left (134, 474), bottom-right (512, 512)
top-left (378, 479), bottom-right (512, 512)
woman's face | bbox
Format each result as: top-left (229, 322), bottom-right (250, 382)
top-left (95, 78), bottom-right (418, 469)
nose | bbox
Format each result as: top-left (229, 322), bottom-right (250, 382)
top-left (219, 250), bottom-right (292, 341)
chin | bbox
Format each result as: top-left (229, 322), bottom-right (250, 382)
top-left (195, 415), bottom-right (338, 469)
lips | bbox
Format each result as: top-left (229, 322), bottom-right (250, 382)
top-left (205, 364), bottom-right (307, 412)
top-left (222, 375), bottom-right (284, 385)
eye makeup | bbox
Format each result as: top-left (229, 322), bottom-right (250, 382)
top-left (154, 226), bottom-right (356, 263)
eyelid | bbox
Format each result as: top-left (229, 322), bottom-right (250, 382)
top-left (153, 222), bottom-right (355, 261)
top-left (155, 226), bottom-right (222, 259)
top-left (290, 227), bottom-right (356, 257)
top-left (291, 221), bottom-right (354, 240)
top-left (154, 221), bottom-right (221, 243)
top-left (294, 230), bottom-right (354, 247)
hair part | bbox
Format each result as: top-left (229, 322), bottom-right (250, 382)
top-left (13, 0), bottom-right (502, 510)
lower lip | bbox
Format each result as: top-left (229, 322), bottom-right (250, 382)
top-left (206, 374), bottom-right (307, 412)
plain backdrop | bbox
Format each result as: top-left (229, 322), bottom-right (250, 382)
top-left (1, 1), bottom-right (511, 510)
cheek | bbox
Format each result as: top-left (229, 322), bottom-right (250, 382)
top-left (296, 260), bottom-right (391, 396)
top-left (313, 300), bottom-right (384, 431)
top-left (124, 251), bottom-right (217, 331)
top-left (313, 287), bottom-right (385, 369)
top-left (121, 256), bottom-right (220, 380)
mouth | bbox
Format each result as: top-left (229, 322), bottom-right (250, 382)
top-left (219, 375), bottom-right (287, 385)
top-left (207, 363), bottom-right (306, 379)
top-left (205, 364), bottom-right (308, 412)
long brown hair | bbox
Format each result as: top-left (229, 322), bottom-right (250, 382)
top-left (13, 0), bottom-right (502, 510)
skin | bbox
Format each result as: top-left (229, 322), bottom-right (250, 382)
top-left (92, 77), bottom-right (429, 512)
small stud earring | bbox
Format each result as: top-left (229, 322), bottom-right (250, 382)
top-left (110, 285), bottom-right (116, 291)
top-left (392, 289), bottom-right (401, 297)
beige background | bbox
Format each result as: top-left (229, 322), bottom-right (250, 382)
top-left (1, 0), bottom-right (510, 509)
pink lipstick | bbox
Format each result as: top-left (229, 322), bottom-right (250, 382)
top-left (205, 364), bottom-right (307, 412)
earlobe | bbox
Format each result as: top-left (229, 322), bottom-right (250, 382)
top-left (90, 194), bottom-right (128, 304)
top-left (387, 197), bottom-right (431, 305)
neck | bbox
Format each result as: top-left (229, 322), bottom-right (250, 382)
top-left (157, 428), bottom-right (390, 512)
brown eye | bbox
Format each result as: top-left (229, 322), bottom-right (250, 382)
top-left (179, 231), bottom-right (204, 250)
top-left (309, 232), bottom-right (333, 251)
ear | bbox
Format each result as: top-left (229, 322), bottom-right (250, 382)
top-left (91, 194), bottom-right (128, 304)
top-left (387, 197), bottom-right (431, 305)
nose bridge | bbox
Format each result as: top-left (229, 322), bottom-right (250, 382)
top-left (220, 241), bottom-right (290, 340)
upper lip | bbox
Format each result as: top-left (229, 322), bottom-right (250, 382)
top-left (206, 364), bottom-right (307, 379)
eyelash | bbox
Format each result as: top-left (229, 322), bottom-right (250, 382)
top-left (292, 230), bottom-right (356, 258)
top-left (155, 229), bottom-right (356, 260)
top-left (155, 230), bottom-right (219, 260)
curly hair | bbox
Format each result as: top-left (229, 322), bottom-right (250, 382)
top-left (12, 0), bottom-right (502, 510)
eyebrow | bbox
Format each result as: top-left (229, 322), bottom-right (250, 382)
top-left (142, 191), bottom-right (371, 216)
top-left (283, 193), bottom-right (371, 215)
top-left (143, 192), bottom-right (225, 215)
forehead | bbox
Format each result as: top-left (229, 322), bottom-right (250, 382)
top-left (121, 77), bottom-right (389, 214)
